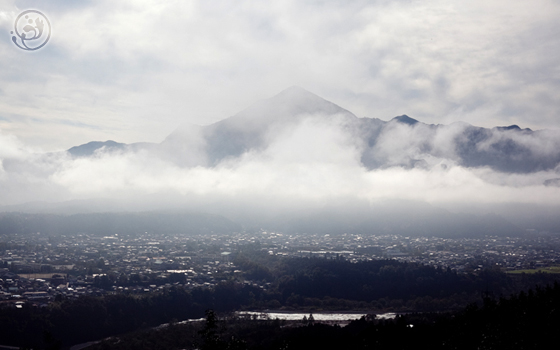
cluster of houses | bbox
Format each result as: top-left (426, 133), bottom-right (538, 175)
top-left (1, 230), bottom-right (559, 308)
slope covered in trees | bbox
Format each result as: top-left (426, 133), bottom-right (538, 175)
top-left (88, 283), bottom-right (560, 350)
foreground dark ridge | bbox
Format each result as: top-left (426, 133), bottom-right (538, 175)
top-left (88, 283), bottom-right (560, 350)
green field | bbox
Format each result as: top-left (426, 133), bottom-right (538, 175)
top-left (17, 273), bottom-right (59, 279)
top-left (507, 266), bottom-right (560, 274)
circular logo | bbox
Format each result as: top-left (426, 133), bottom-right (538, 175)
top-left (11, 10), bottom-right (51, 51)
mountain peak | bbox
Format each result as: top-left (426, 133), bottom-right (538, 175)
top-left (67, 140), bottom-right (126, 157)
top-left (391, 115), bottom-right (419, 125)
top-left (198, 87), bottom-right (358, 165)
top-left (494, 125), bottom-right (533, 133)
top-left (265, 86), bottom-right (339, 110)
top-left (222, 86), bottom-right (357, 127)
top-left (278, 85), bottom-right (310, 93)
top-left (274, 85), bottom-right (319, 98)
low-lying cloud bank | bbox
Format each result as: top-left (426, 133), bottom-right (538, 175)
top-left (2, 116), bottom-right (560, 209)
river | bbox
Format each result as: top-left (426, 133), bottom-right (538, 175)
top-left (235, 311), bottom-right (397, 321)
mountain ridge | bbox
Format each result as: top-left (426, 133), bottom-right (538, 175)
top-left (66, 86), bottom-right (560, 173)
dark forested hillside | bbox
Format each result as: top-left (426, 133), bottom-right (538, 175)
top-left (87, 283), bottom-right (560, 350)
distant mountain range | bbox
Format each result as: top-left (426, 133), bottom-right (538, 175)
top-left (0, 201), bottom-right (526, 238)
top-left (0, 211), bottom-right (241, 236)
top-left (67, 86), bottom-right (560, 175)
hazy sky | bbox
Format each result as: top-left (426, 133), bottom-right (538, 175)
top-left (1, 0), bottom-right (559, 151)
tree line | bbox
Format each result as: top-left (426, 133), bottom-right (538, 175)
top-left (88, 283), bottom-right (560, 350)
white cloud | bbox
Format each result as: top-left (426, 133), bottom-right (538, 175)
top-left (2, 112), bottom-right (559, 213)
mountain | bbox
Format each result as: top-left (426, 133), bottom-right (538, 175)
top-left (68, 140), bottom-right (157, 158)
top-left (0, 200), bottom-right (525, 238)
top-left (0, 211), bottom-right (241, 236)
top-left (391, 115), bottom-right (419, 125)
top-left (161, 86), bottom-right (358, 166)
top-left (67, 86), bottom-right (560, 174)
top-left (260, 199), bottom-right (525, 237)
top-left (67, 140), bottom-right (127, 157)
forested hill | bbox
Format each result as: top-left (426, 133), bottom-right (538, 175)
top-left (92, 282), bottom-right (560, 350)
